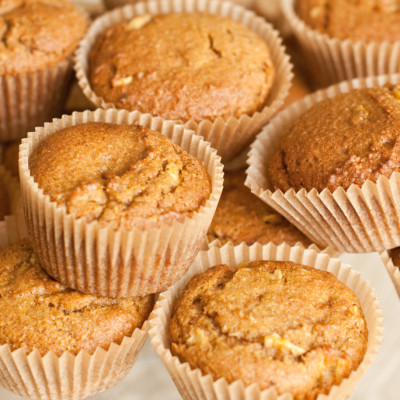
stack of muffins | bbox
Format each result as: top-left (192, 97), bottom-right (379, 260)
top-left (0, 0), bottom-right (393, 399)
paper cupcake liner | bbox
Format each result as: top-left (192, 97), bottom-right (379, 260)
top-left (0, 220), bottom-right (150, 400)
top-left (380, 251), bottom-right (400, 299)
top-left (282, 0), bottom-right (400, 88)
top-left (246, 73), bottom-right (400, 253)
top-left (74, 0), bottom-right (293, 162)
top-left (19, 109), bottom-right (223, 298)
top-left (149, 242), bottom-right (382, 400)
top-left (103, 0), bottom-right (256, 10)
top-left (0, 165), bottom-right (27, 248)
top-left (0, 59), bottom-right (73, 142)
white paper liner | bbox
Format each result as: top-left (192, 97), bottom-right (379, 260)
top-left (19, 109), bottom-right (223, 298)
top-left (74, 0), bottom-right (293, 162)
top-left (149, 242), bottom-right (382, 400)
top-left (380, 251), bottom-right (400, 299)
top-left (0, 59), bottom-right (72, 142)
top-left (281, 0), bottom-right (400, 88)
top-left (0, 165), bottom-right (27, 248)
top-left (246, 73), bottom-right (400, 253)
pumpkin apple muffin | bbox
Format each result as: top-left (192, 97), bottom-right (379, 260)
top-left (169, 260), bottom-right (368, 400)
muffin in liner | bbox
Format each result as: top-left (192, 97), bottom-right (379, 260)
top-left (281, 0), bottom-right (400, 88)
top-left (0, 60), bottom-right (72, 142)
top-left (74, 0), bottom-right (293, 162)
top-left (0, 165), bottom-right (27, 248)
top-left (381, 251), bottom-right (400, 298)
top-left (19, 109), bottom-right (223, 298)
top-left (149, 242), bottom-right (382, 400)
top-left (104, 0), bottom-right (256, 10)
top-left (246, 73), bottom-right (400, 253)
top-left (0, 226), bottom-right (151, 400)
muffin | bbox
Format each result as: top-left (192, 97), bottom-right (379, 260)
top-left (282, 0), bottom-right (400, 86)
top-left (296, 0), bottom-right (400, 42)
top-left (89, 13), bottom-right (275, 123)
top-left (20, 110), bottom-right (223, 297)
top-left (207, 170), bottom-right (311, 246)
top-left (0, 239), bottom-right (154, 399)
top-left (0, 0), bottom-right (88, 141)
top-left (29, 122), bottom-right (212, 229)
top-left (149, 243), bottom-right (381, 400)
top-left (268, 86), bottom-right (400, 192)
top-left (0, 177), bottom-right (9, 220)
top-left (75, 0), bottom-right (293, 161)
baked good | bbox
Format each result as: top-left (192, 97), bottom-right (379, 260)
top-left (296, 0), bottom-right (400, 42)
top-left (0, 239), bottom-right (154, 356)
top-left (169, 259), bottom-right (368, 400)
top-left (0, 176), bottom-right (9, 219)
top-left (389, 247), bottom-right (400, 266)
top-left (207, 170), bottom-right (311, 246)
top-left (29, 121), bottom-right (211, 230)
top-left (0, 0), bottom-right (87, 75)
top-left (268, 85), bottom-right (400, 192)
top-left (89, 12), bottom-right (275, 122)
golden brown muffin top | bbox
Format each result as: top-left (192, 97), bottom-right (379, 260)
top-left (170, 260), bottom-right (368, 400)
top-left (0, 240), bottom-right (154, 356)
top-left (0, 177), bottom-right (9, 219)
top-left (268, 86), bottom-right (400, 192)
top-left (29, 122), bottom-right (211, 229)
top-left (89, 13), bottom-right (275, 123)
top-left (296, 0), bottom-right (400, 42)
top-left (0, 0), bottom-right (87, 75)
top-left (207, 171), bottom-right (311, 246)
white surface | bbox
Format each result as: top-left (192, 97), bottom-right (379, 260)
top-left (0, 252), bottom-right (398, 400)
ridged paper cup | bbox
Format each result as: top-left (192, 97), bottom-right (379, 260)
top-left (104, 0), bottom-right (256, 10)
top-left (149, 242), bottom-right (382, 400)
top-left (282, 0), bottom-right (400, 88)
top-left (0, 222), bottom-right (151, 400)
top-left (19, 109), bottom-right (223, 298)
top-left (74, 0), bottom-right (293, 162)
top-left (381, 251), bottom-right (400, 298)
top-left (246, 73), bottom-right (400, 253)
top-left (0, 60), bottom-right (72, 142)
top-left (0, 165), bottom-right (26, 248)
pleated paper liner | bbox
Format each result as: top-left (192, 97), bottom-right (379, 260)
top-left (19, 109), bottom-right (223, 298)
top-left (148, 242), bottom-right (382, 400)
top-left (0, 59), bottom-right (72, 142)
top-left (0, 221), bottom-right (151, 400)
top-left (74, 0), bottom-right (293, 162)
top-left (0, 165), bottom-right (27, 248)
top-left (282, 0), bottom-right (400, 88)
top-left (246, 73), bottom-right (400, 253)
top-left (380, 251), bottom-right (400, 298)
top-left (104, 0), bottom-right (256, 10)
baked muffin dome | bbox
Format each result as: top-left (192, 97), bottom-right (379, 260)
top-left (0, 0), bottom-right (87, 75)
top-left (89, 12), bottom-right (275, 122)
top-left (268, 85), bottom-right (400, 192)
top-left (29, 122), bottom-right (211, 229)
top-left (169, 260), bottom-right (368, 400)
top-left (0, 240), bottom-right (154, 356)
top-left (296, 0), bottom-right (400, 42)
top-left (207, 170), bottom-right (311, 246)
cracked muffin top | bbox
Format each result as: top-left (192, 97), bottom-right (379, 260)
top-left (0, 240), bottom-right (154, 356)
top-left (0, 0), bottom-right (87, 75)
top-left (89, 13), bottom-right (275, 123)
top-left (169, 260), bottom-right (368, 400)
top-left (268, 86), bottom-right (400, 192)
top-left (29, 122), bottom-right (211, 229)
top-left (207, 170), bottom-right (311, 246)
top-left (296, 0), bottom-right (400, 42)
